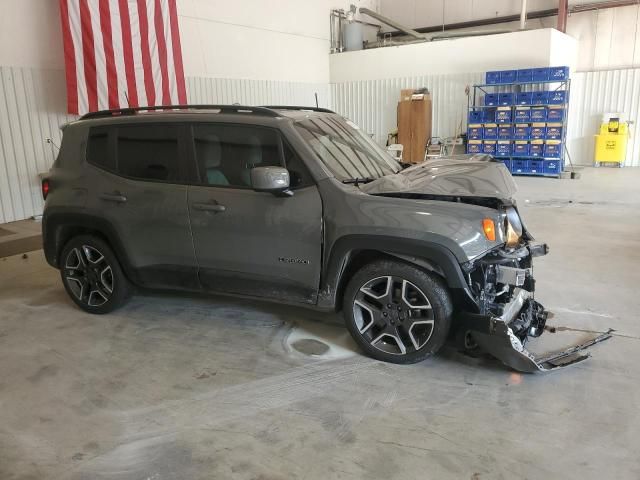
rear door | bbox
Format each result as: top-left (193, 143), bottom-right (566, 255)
top-left (186, 123), bottom-right (323, 304)
top-left (84, 124), bottom-right (198, 290)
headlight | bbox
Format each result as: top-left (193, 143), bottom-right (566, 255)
top-left (505, 219), bottom-right (521, 247)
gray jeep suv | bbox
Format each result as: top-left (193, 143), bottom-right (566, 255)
top-left (42, 105), bottom-right (608, 372)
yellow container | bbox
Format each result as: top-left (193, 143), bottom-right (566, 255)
top-left (595, 134), bottom-right (627, 163)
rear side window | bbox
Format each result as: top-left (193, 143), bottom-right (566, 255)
top-left (86, 124), bottom-right (182, 183)
top-left (87, 127), bottom-right (114, 171)
top-left (116, 125), bottom-right (180, 182)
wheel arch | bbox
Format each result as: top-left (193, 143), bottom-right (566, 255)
top-left (318, 235), bottom-right (477, 312)
top-left (43, 210), bottom-right (138, 285)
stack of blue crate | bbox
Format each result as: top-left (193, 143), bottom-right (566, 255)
top-left (466, 66), bottom-right (569, 177)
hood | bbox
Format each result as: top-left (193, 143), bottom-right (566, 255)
top-left (360, 155), bottom-right (517, 200)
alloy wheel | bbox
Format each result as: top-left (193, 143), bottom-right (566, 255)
top-left (353, 275), bottom-right (435, 355)
top-left (64, 245), bottom-right (114, 307)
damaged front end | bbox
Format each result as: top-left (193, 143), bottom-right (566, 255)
top-left (458, 206), bottom-right (612, 373)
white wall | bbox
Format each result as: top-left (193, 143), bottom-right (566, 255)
top-left (377, 0), bottom-right (640, 72)
top-left (330, 28), bottom-right (577, 83)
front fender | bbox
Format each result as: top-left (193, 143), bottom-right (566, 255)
top-left (317, 234), bottom-right (475, 310)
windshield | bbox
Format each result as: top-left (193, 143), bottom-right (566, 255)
top-left (293, 116), bottom-right (401, 181)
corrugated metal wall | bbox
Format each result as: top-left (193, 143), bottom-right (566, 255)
top-left (0, 67), bottom-right (74, 225)
top-left (0, 68), bottom-right (328, 224)
top-left (331, 72), bottom-right (483, 148)
top-left (1, 66), bottom-right (638, 224)
top-left (567, 68), bottom-right (640, 167)
top-left (331, 68), bottom-right (640, 167)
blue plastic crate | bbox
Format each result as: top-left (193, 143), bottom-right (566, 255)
top-left (467, 125), bottom-right (483, 140)
top-left (511, 159), bottom-right (528, 173)
top-left (548, 66), bottom-right (569, 81)
top-left (546, 107), bottom-right (564, 122)
top-left (516, 92), bottom-right (533, 105)
top-left (513, 143), bottom-right (530, 157)
top-left (544, 160), bottom-right (561, 175)
top-left (548, 90), bottom-right (567, 104)
top-left (516, 69), bottom-right (534, 83)
top-left (486, 71), bottom-right (501, 84)
top-left (498, 93), bottom-right (514, 106)
top-left (544, 143), bottom-right (562, 158)
top-left (482, 142), bottom-right (496, 155)
top-left (532, 67), bottom-right (549, 82)
top-left (528, 160), bottom-right (544, 174)
top-left (484, 93), bottom-right (500, 106)
top-left (496, 141), bottom-right (512, 157)
top-left (530, 108), bottom-right (547, 122)
top-left (530, 126), bottom-right (546, 140)
top-left (468, 111), bottom-right (483, 123)
top-left (483, 125), bottom-right (498, 140)
top-left (497, 126), bottom-right (513, 139)
top-left (546, 125), bottom-right (563, 140)
top-left (529, 143), bottom-right (545, 157)
top-left (467, 141), bottom-right (483, 154)
top-left (513, 126), bottom-right (531, 140)
top-left (500, 70), bottom-right (517, 84)
top-left (495, 109), bottom-right (512, 124)
top-left (532, 91), bottom-right (549, 105)
top-left (483, 109), bottom-right (495, 123)
top-left (514, 108), bottom-right (531, 122)
top-left (499, 159), bottom-right (512, 170)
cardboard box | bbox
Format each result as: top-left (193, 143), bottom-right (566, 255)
top-left (400, 89), bottom-right (415, 101)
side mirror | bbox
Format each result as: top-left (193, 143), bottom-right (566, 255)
top-left (250, 166), bottom-right (292, 195)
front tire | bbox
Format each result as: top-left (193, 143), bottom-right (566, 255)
top-left (343, 260), bottom-right (453, 364)
top-left (60, 235), bottom-right (131, 314)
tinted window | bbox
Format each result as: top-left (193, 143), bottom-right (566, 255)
top-left (293, 116), bottom-right (400, 181)
top-left (193, 124), bottom-right (282, 188)
top-left (283, 142), bottom-right (313, 189)
top-left (87, 127), bottom-right (114, 171)
top-left (117, 125), bottom-right (180, 182)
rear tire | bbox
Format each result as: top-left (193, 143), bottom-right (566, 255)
top-left (60, 235), bottom-right (131, 314)
top-left (342, 259), bottom-right (453, 364)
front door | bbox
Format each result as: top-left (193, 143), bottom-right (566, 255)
top-left (187, 123), bottom-right (323, 304)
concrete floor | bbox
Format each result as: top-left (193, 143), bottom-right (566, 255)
top-left (1, 167), bottom-right (639, 480)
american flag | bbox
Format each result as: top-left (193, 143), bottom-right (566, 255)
top-left (59, 0), bottom-right (187, 115)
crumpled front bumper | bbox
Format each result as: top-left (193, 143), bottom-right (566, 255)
top-left (460, 243), bottom-right (612, 372)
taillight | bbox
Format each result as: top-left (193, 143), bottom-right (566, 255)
top-left (42, 179), bottom-right (50, 200)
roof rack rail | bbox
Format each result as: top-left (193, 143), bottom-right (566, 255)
top-left (260, 105), bottom-right (336, 114)
top-left (80, 104), bottom-right (281, 120)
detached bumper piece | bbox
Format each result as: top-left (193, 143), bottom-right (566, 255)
top-left (467, 310), bottom-right (613, 372)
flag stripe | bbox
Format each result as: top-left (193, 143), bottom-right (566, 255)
top-left (137, 0), bottom-right (156, 106)
top-left (59, 0), bottom-right (78, 114)
top-left (116, 0), bottom-right (138, 107)
top-left (129, 1), bottom-right (148, 107)
top-left (161, 0), bottom-right (178, 104)
top-left (110, 0), bottom-right (130, 108)
top-left (80, 0), bottom-right (98, 112)
top-left (68, 0), bottom-right (89, 114)
top-left (59, 0), bottom-right (187, 114)
top-left (98, 0), bottom-right (118, 109)
top-left (168, 0), bottom-right (187, 104)
top-left (154, 0), bottom-right (171, 105)
top-left (88, 0), bottom-right (108, 110)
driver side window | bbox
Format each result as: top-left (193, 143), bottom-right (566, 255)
top-left (193, 124), bottom-right (282, 188)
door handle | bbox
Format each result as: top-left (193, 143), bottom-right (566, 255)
top-left (99, 192), bottom-right (127, 203)
top-left (192, 202), bottom-right (226, 213)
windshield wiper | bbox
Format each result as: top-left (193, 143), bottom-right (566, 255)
top-left (342, 177), bottom-right (375, 186)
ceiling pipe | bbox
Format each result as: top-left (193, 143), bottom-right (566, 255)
top-left (558, 0), bottom-right (569, 32)
top-left (381, 0), bottom-right (640, 38)
top-left (520, 0), bottom-right (528, 29)
top-left (359, 7), bottom-right (426, 40)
